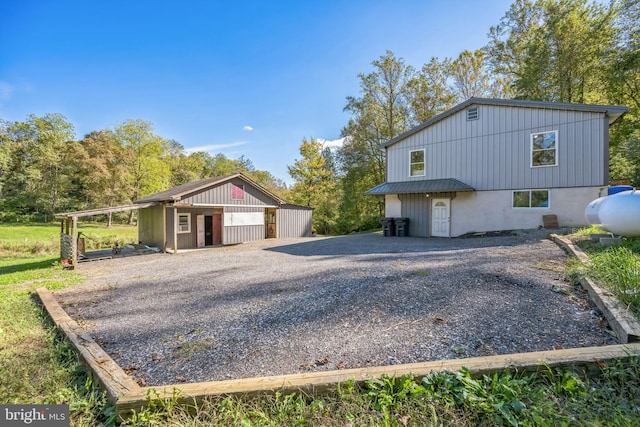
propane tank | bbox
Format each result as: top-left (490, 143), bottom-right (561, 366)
top-left (585, 190), bottom-right (640, 236)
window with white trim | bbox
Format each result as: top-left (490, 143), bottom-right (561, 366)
top-left (409, 149), bottom-right (425, 177)
top-left (177, 213), bottom-right (191, 233)
top-left (531, 130), bottom-right (558, 167)
top-left (513, 190), bottom-right (550, 208)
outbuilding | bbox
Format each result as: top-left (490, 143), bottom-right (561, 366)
top-left (135, 173), bottom-right (312, 252)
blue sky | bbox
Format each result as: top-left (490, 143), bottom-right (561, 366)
top-left (1, 0), bottom-right (513, 184)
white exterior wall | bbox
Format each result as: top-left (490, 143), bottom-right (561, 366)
top-left (450, 186), bottom-right (602, 236)
top-left (384, 194), bottom-right (402, 217)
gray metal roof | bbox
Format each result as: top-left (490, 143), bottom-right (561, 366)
top-left (55, 202), bottom-right (158, 219)
top-left (380, 97), bottom-right (630, 150)
top-left (366, 178), bottom-right (475, 195)
top-left (134, 173), bottom-right (287, 204)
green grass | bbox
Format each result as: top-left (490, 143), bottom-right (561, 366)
top-left (0, 222), bottom-right (139, 256)
top-left (2, 223), bottom-right (640, 426)
top-left (568, 226), bottom-right (640, 319)
top-left (0, 256), bottom-right (115, 426)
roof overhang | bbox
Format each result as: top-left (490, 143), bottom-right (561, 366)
top-left (366, 178), bottom-right (475, 195)
top-left (55, 202), bottom-right (159, 219)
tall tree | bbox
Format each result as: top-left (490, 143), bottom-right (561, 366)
top-left (450, 49), bottom-right (505, 100)
top-left (75, 130), bottom-right (130, 225)
top-left (288, 137), bottom-right (338, 234)
top-left (0, 114), bottom-right (77, 219)
top-left (487, 0), bottom-right (618, 103)
top-left (407, 57), bottom-right (457, 123)
top-left (114, 119), bottom-right (171, 223)
top-left (339, 51), bottom-right (415, 232)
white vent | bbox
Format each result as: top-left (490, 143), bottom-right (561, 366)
top-left (467, 107), bottom-right (478, 121)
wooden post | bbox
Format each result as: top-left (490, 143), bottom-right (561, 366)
top-left (162, 202), bottom-right (167, 253)
top-left (72, 216), bottom-right (78, 265)
top-left (173, 206), bottom-right (178, 254)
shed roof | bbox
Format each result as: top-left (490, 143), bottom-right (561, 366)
top-left (55, 203), bottom-right (158, 219)
top-left (134, 173), bottom-right (287, 204)
top-left (380, 98), bottom-right (630, 150)
top-left (365, 178), bottom-right (475, 195)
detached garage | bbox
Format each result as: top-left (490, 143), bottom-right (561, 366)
top-left (135, 174), bottom-right (312, 252)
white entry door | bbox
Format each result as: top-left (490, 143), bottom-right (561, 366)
top-left (431, 199), bottom-right (450, 237)
top-left (196, 215), bottom-right (205, 247)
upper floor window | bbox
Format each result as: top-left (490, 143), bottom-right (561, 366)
top-left (531, 130), bottom-right (558, 167)
top-left (231, 183), bottom-right (245, 200)
top-left (410, 149), bottom-right (425, 177)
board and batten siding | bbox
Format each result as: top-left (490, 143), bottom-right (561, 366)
top-left (181, 178), bottom-right (279, 206)
top-left (223, 206), bottom-right (264, 245)
top-left (165, 207), bottom-right (175, 251)
top-left (137, 205), bottom-right (165, 249)
top-left (386, 105), bottom-right (609, 190)
top-left (399, 194), bottom-right (430, 237)
top-left (277, 205), bottom-right (313, 238)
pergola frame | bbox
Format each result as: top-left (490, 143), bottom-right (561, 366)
top-left (55, 203), bottom-right (157, 266)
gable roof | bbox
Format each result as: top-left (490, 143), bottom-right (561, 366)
top-left (366, 178), bottom-right (474, 195)
top-left (134, 173), bottom-right (287, 204)
top-left (380, 98), bottom-right (630, 150)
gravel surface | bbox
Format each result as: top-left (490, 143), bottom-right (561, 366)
top-left (55, 230), bottom-right (616, 386)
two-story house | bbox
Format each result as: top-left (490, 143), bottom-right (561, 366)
top-left (366, 98), bottom-right (629, 237)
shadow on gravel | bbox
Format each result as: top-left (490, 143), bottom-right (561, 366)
top-left (265, 231), bottom-right (552, 257)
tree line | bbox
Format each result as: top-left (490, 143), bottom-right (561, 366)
top-left (287, 0), bottom-right (639, 235)
top-left (1, 0), bottom-right (638, 235)
top-left (0, 117), bottom-right (287, 223)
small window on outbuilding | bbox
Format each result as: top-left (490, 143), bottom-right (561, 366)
top-left (177, 213), bottom-right (191, 233)
top-left (231, 183), bottom-right (245, 200)
top-left (467, 107), bottom-right (478, 121)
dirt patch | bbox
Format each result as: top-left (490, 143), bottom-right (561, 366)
top-left (55, 230), bottom-right (616, 386)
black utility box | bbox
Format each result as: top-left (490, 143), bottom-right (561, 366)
top-left (394, 217), bottom-right (410, 237)
top-left (381, 217), bottom-right (395, 237)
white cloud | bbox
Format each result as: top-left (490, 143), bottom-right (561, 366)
top-left (185, 141), bottom-right (247, 153)
top-left (318, 137), bottom-right (347, 149)
top-left (243, 125), bottom-right (254, 131)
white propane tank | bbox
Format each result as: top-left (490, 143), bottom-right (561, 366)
top-left (585, 190), bottom-right (640, 236)
top-left (585, 196), bottom-right (607, 225)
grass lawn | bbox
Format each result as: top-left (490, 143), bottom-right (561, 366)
top-left (0, 222), bottom-right (138, 256)
top-left (1, 223), bottom-right (639, 426)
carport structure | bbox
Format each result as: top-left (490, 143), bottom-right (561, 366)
top-left (55, 203), bottom-right (157, 266)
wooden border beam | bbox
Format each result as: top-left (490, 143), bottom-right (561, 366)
top-left (550, 234), bottom-right (640, 342)
top-left (36, 288), bottom-right (139, 403)
top-left (115, 342), bottom-right (640, 419)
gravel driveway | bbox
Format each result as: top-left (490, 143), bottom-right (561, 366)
top-left (55, 230), bottom-right (615, 386)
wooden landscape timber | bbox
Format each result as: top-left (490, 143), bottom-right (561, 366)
top-left (550, 234), bottom-right (640, 343)
top-left (36, 234), bottom-right (640, 422)
top-left (36, 287), bottom-right (140, 403)
top-left (115, 343), bottom-right (640, 420)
